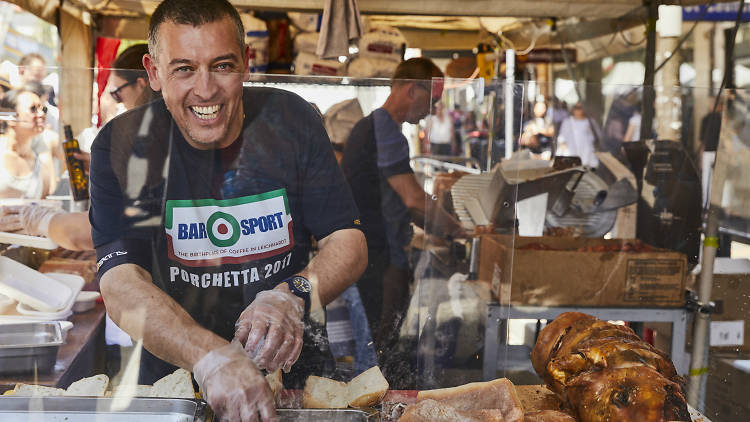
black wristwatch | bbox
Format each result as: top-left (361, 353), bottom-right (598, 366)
top-left (284, 275), bottom-right (311, 316)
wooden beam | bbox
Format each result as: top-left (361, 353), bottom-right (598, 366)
top-left (230, 0), bottom-right (640, 18)
top-left (399, 28), bottom-right (480, 51)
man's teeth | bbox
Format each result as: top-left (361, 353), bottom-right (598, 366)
top-left (191, 105), bottom-right (220, 119)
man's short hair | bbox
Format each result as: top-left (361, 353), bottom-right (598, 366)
top-left (148, 0), bottom-right (245, 60)
top-left (392, 57), bottom-right (443, 86)
top-left (19, 53), bottom-right (45, 68)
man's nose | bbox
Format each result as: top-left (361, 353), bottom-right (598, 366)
top-left (193, 69), bottom-right (218, 99)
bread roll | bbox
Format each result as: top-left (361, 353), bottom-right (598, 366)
top-left (12, 384), bottom-right (65, 396)
top-left (65, 374), bottom-right (109, 397)
top-left (152, 368), bottom-right (194, 398)
top-left (301, 376), bottom-right (349, 409)
top-left (347, 366), bottom-right (389, 408)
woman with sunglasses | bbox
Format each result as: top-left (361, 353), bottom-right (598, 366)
top-left (0, 88), bottom-right (56, 198)
top-left (0, 44), bottom-right (159, 249)
top-left (108, 44), bottom-right (159, 111)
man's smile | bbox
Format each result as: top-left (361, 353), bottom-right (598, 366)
top-left (190, 104), bottom-right (222, 120)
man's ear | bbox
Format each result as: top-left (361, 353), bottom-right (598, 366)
top-left (142, 54), bottom-right (162, 92)
top-left (407, 82), bottom-right (417, 100)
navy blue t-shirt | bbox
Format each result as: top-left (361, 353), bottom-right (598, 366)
top-left (341, 108), bottom-right (412, 270)
top-left (90, 87), bottom-right (360, 340)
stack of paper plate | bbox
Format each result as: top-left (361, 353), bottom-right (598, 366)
top-left (0, 258), bottom-right (84, 322)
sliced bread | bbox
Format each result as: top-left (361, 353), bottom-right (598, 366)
top-left (301, 376), bottom-right (349, 409)
top-left (65, 374), bottom-right (110, 397)
top-left (152, 368), bottom-right (195, 398)
top-left (347, 366), bottom-right (389, 408)
top-left (107, 384), bottom-right (154, 398)
top-left (13, 384), bottom-right (65, 396)
top-left (265, 369), bottom-right (283, 405)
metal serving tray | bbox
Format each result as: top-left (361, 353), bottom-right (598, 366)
top-left (0, 397), bottom-right (208, 422)
top-left (277, 408), bottom-right (379, 421)
top-left (0, 321), bottom-right (63, 374)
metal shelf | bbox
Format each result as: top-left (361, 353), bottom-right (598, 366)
top-left (482, 302), bottom-right (690, 380)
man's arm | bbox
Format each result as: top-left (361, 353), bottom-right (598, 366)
top-left (47, 212), bottom-right (94, 251)
top-left (387, 173), bottom-right (463, 238)
top-left (387, 173), bottom-right (427, 227)
top-left (101, 264), bottom-right (276, 420)
top-left (294, 228), bottom-right (367, 307)
top-left (100, 263), bottom-right (227, 369)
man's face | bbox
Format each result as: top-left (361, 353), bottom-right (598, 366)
top-left (404, 82), bottom-right (433, 124)
top-left (143, 17), bottom-right (249, 150)
top-left (533, 102), bottom-right (547, 118)
top-left (21, 59), bottom-right (46, 84)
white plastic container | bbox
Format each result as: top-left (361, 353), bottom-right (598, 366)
top-left (0, 294), bottom-right (14, 314)
top-left (0, 258), bottom-right (74, 313)
top-left (15, 273), bottom-right (84, 318)
top-left (73, 291), bottom-right (101, 313)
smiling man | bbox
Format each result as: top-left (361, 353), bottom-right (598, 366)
top-left (88, 1), bottom-right (367, 421)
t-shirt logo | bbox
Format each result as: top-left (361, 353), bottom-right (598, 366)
top-left (165, 188), bottom-right (294, 267)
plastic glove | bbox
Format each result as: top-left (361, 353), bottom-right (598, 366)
top-left (18, 205), bottom-right (63, 237)
top-left (193, 342), bottom-right (277, 422)
top-left (234, 289), bottom-right (304, 373)
top-left (0, 206), bottom-right (24, 233)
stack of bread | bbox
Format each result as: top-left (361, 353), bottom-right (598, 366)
top-left (531, 312), bottom-right (691, 422)
top-left (6, 367), bottom-right (283, 404)
top-left (302, 366), bottom-right (389, 409)
top-left (5, 369), bottom-right (195, 398)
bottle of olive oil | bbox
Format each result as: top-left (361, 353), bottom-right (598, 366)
top-left (63, 124), bottom-right (89, 201)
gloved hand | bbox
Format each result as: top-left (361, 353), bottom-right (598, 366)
top-left (193, 342), bottom-right (277, 422)
top-left (0, 206), bottom-right (24, 233)
top-left (0, 205), bottom-right (62, 236)
top-left (234, 289), bottom-right (304, 373)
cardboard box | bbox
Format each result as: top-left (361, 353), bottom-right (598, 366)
top-left (705, 259), bottom-right (750, 353)
top-left (479, 235), bottom-right (687, 307)
top-left (704, 357), bottom-right (750, 422)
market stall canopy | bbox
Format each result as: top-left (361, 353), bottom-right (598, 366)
top-left (5, 0), bottom-right (731, 133)
top-left (9, 0), bottom-right (735, 23)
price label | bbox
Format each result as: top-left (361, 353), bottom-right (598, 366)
top-left (710, 321), bottom-right (745, 347)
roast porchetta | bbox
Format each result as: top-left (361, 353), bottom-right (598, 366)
top-left (531, 312), bottom-right (690, 422)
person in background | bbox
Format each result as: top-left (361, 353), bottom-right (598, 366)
top-left (450, 104), bottom-right (463, 155)
top-left (520, 101), bottom-right (555, 158)
top-left (557, 102), bottom-right (601, 168)
top-left (0, 89), bottom-right (56, 198)
top-left (425, 101), bottom-right (455, 156)
top-left (18, 53), bottom-right (59, 126)
top-left (547, 97), bottom-right (569, 136)
top-left (23, 81), bottom-right (64, 184)
top-left (341, 58), bottom-right (463, 374)
top-left (0, 72), bottom-right (11, 101)
top-left (699, 99), bottom-right (723, 208)
top-left (0, 44), bottom-right (162, 251)
top-left (623, 101), bottom-right (643, 142)
top-left (108, 44), bottom-right (160, 111)
top-left (17, 53), bottom-right (47, 87)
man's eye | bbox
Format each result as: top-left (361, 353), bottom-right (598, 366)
top-left (175, 66), bottom-right (192, 73)
top-left (216, 63), bottom-right (234, 71)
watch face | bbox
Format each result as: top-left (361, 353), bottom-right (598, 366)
top-left (292, 276), bottom-right (311, 293)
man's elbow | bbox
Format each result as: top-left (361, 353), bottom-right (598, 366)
top-left (351, 229), bottom-right (368, 279)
